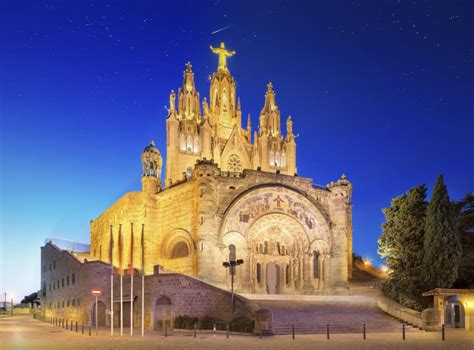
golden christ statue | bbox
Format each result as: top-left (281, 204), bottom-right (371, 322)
top-left (210, 42), bottom-right (235, 70)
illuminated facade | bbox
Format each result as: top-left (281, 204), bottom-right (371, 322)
top-left (89, 43), bottom-right (353, 295)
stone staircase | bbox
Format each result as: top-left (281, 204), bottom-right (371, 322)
top-left (244, 294), bottom-right (420, 335)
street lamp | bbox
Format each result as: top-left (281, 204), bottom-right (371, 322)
top-left (91, 289), bottom-right (102, 335)
top-left (223, 259), bottom-right (244, 313)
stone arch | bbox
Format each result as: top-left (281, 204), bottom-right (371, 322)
top-left (161, 228), bottom-right (195, 259)
top-left (91, 300), bottom-right (107, 327)
top-left (219, 184), bottom-right (331, 247)
top-left (152, 295), bottom-right (173, 330)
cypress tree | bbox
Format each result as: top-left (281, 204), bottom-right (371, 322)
top-left (423, 175), bottom-right (461, 291)
top-left (378, 185), bottom-right (427, 310)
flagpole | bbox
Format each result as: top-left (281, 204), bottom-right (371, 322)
top-left (110, 225), bottom-right (114, 336)
top-left (119, 224), bottom-right (123, 336)
top-left (141, 223), bottom-right (145, 337)
top-left (130, 223), bottom-right (134, 336)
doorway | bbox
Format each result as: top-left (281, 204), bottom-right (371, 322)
top-left (266, 262), bottom-right (280, 294)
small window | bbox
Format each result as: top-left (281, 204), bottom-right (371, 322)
top-left (171, 241), bottom-right (189, 259)
top-left (62, 301), bottom-right (64, 308)
top-left (62, 278), bottom-right (64, 287)
top-left (72, 299), bottom-right (75, 306)
top-left (53, 261), bottom-right (56, 269)
top-left (256, 263), bottom-right (261, 283)
top-left (67, 300), bottom-right (70, 307)
top-left (72, 273), bottom-right (75, 284)
top-left (66, 276), bottom-right (69, 286)
top-left (286, 265), bottom-right (290, 285)
top-left (49, 263), bottom-right (52, 271)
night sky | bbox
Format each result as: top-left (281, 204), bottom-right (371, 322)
top-left (1, 1), bottom-right (473, 300)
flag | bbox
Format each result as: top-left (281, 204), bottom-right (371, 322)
top-left (129, 223), bottom-right (134, 276)
top-left (141, 224), bottom-right (145, 275)
top-left (118, 224), bottom-right (123, 275)
top-left (109, 225), bottom-right (114, 265)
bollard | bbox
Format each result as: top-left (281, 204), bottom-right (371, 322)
top-left (402, 323), bottom-right (405, 340)
top-left (292, 324), bottom-right (295, 339)
top-left (442, 324), bottom-right (445, 341)
top-left (363, 323), bottom-right (366, 340)
top-left (194, 323), bottom-right (197, 338)
top-left (76, 321), bottom-right (78, 332)
top-left (165, 326), bottom-right (168, 338)
top-left (89, 324), bottom-right (91, 336)
top-left (326, 324), bottom-right (330, 340)
top-left (226, 323), bottom-right (229, 339)
top-left (82, 324), bottom-right (84, 334)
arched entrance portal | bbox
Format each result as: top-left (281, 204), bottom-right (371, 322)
top-left (91, 301), bottom-right (106, 326)
top-left (219, 185), bottom-right (333, 295)
top-left (266, 262), bottom-right (280, 294)
top-left (154, 296), bottom-right (173, 330)
top-left (445, 297), bottom-right (465, 328)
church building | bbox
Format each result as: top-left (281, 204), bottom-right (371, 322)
top-left (86, 43), bottom-right (353, 295)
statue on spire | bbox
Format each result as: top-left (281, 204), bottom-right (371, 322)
top-left (210, 42), bottom-right (235, 71)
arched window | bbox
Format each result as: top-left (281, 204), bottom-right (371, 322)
top-left (187, 134), bottom-right (193, 152)
top-left (171, 241), bottom-right (189, 259)
top-left (269, 151), bottom-right (275, 166)
top-left (229, 244), bottom-right (236, 261)
top-left (313, 251), bottom-right (319, 279)
top-left (276, 242), bottom-right (281, 255)
top-left (223, 88), bottom-right (227, 107)
top-left (256, 263), bottom-right (261, 283)
top-left (275, 152), bottom-right (281, 167)
top-left (180, 133), bottom-right (186, 151)
top-left (286, 265), bottom-right (290, 285)
top-left (193, 136), bottom-right (200, 153)
top-left (186, 167), bottom-right (193, 178)
top-left (228, 244), bottom-right (236, 276)
top-left (264, 241), bottom-right (268, 254)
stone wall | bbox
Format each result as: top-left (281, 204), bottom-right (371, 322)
top-left (40, 243), bottom-right (253, 329)
top-left (377, 295), bottom-right (423, 329)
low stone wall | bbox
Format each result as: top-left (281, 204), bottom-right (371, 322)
top-left (377, 295), bottom-right (423, 329)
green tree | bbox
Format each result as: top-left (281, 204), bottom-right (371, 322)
top-left (423, 175), bottom-right (462, 291)
top-left (378, 185), bottom-right (427, 310)
top-left (453, 193), bottom-right (474, 288)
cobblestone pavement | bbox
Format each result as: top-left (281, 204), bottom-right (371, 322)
top-left (1, 314), bottom-right (473, 349)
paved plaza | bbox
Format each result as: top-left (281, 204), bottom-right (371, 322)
top-left (1, 314), bottom-right (473, 349)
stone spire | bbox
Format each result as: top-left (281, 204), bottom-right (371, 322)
top-left (259, 82), bottom-right (281, 137)
top-left (178, 62), bottom-right (201, 121)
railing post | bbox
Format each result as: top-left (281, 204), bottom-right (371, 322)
top-left (402, 323), bottom-right (405, 340)
top-left (363, 323), bottom-right (366, 340)
top-left (326, 324), bottom-right (330, 340)
top-left (292, 324), bottom-right (295, 339)
top-left (194, 323), bottom-right (197, 338)
top-left (442, 323), bottom-right (445, 341)
top-left (226, 323), bottom-right (229, 339)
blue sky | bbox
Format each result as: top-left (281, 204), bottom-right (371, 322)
top-left (1, 0), bottom-right (473, 301)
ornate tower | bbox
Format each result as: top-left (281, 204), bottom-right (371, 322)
top-left (255, 82), bottom-right (296, 175)
top-left (166, 62), bottom-right (204, 186)
top-left (141, 141), bottom-right (162, 195)
top-left (209, 42), bottom-right (239, 140)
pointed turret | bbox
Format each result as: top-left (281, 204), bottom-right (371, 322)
top-left (178, 62), bottom-right (201, 121)
top-left (259, 82), bottom-right (281, 137)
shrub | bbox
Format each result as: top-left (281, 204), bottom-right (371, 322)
top-left (174, 315), bottom-right (198, 329)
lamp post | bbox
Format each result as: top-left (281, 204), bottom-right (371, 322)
top-left (223, 259), bottom-right (244, 313)
top-left (92, 289), bottom-right (102, 335)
